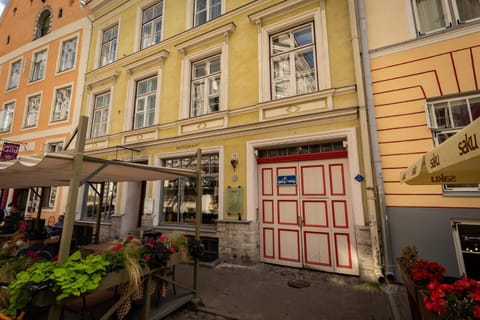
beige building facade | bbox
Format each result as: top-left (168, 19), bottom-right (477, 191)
top-left (78, 0), bottom-right (386, 281)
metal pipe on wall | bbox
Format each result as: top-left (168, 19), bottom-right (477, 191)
top-left (354, 0), bottom-right (395, 278)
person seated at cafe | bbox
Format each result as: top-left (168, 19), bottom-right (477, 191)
top-left (0, 205), bottom-right (22, 234)
top-left (17, 230), bottom-right (58, 261)
top-left (46, 214), bottom-right (64, 238)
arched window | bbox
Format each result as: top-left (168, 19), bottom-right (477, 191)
top-left (35, 9), bottom-right (52, 39)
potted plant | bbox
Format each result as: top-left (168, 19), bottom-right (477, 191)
top-left (422, 277), bottom-right (480, 320)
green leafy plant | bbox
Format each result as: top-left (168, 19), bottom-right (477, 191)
top-left (52, 251), bottom-right (109, 300)
top-left (2, 251), bottom-right (109, 317)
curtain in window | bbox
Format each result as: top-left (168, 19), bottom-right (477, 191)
top-left (414, 0), bottom-right (448, 33)
top-left (25, 96), bottom-right (41, 128)
top-left (92, 93), bottom-right (110, 137)
top-left (59, 39), bottom-right (77, 71)
top-left (8, 61), bottom-right (21, 89)
top-left (455, 0), bottom-right (480, 22)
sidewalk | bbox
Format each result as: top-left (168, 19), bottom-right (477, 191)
top-left (169, 262), bottom-right (413, 320)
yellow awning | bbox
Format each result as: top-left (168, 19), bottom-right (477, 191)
top-left (400, 117), bottom-right (480, 185)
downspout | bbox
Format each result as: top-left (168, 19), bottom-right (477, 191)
top-left (354, 0), bottom-right (395, 278)
top-left (347, 0), bottom-right (384, 282)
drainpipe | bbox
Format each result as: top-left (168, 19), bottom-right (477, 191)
top-left (347, 0), bottom-right (389, 282)
top-left (352, 0), bottom-right (395, 279)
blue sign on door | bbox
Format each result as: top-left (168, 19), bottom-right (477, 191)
top-left (277, 175), bottom-right (297, 186)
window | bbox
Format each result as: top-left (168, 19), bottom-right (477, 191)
top-left (194, 0), bottom-right (221, 26)
top-left (412, 0), bottom-right (480, 35)
top-left (24, 95), bottom-right (41, 128)
top-left (30, 49), bottom-right (47, 82)
top-left (141, 2), bottom-right (163, 49)
top-left (58, 38), bottom-right (77, 72)
top-left (270, 23), bottom-right (318, 100)
top-left (7, 60), bottom-right (21, 90)
top-left (100, 25), bottom-right (118, 67)
top-left (52, 86), bottom-right (72, 122)
top-left (82, 182), bottom-right (116, 221)
top-left (190, 55), bottom-right (221, 117)
top-left (0, 102), bottom-right (15, 133)
top-left (91, 92), bottom-right (110, 138)
top-left (46, 142), bottom-right (63, 153)
top-left (161, 153), bottom-right (218, 226)
top-left (134, 76), bottom-right (157, 129)
top-left (426, 94), bottom-right (480, 192)
top-left (35, 9), bottom-right (51, 39)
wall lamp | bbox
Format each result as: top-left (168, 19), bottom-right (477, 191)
top-left (230, 159), bottom-right (238, 170)
top-left (230, 152), bottom-right (239, 171)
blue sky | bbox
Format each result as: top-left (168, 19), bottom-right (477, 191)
top-left (0, 0), bottom-right (7, 17)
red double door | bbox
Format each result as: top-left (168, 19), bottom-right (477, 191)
top-left (259, 158), bottom-right (359, 276)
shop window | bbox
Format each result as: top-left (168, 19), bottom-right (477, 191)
top-left (82, 182), bottom-right (117, 221)
top-left (452, 219), bottom-right (480, 280)
top-left (160, 153), bottom-right (218, 226)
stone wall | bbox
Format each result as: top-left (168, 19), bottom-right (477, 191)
top-left (355, 225), bottom-right (378, 282)
top-left (216, 220), bottom-right (260, 264)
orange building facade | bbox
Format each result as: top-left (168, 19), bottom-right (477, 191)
top-left (0, 0), bottom-right (91, 223)
top-left (365, 0), bottom-right (480, 278)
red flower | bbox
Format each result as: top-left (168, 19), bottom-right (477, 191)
top-left (144, 255), bottom-right (151, 263)
top-left (473, 305), bottom-right (480, 318)
top-left (112, 243), bottom-right (123, 252)
top-left (169, 247), bottom-right (176, 253)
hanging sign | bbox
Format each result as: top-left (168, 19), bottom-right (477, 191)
top-left (0, 142), bottom-right (20, 161)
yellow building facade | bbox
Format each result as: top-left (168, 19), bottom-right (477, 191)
top-left (81, 0), bottom-right (383, 280)
top-left (0, 0), bottom-right (91, 224)
top-left (365, 0), bottom-right (480, 279)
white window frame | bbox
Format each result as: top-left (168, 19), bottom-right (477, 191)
top-left (194, 0), bottom-right (222, 27)
top-left (133, 75), bottom-right (158, 129)
top-left (270, 22), bottom-right (318, 100)
top-left (178, 36), bottom-right (231, 119)
top-left (252, 5), bottom-right (330, 103)
top-left (57, 37), bottom-right (78, 73)
top-left (190, 54), bottom-right (222, 117)
top-left (153, 146), bottom-right (224, 225)
top-left (411, 0), bottom-right (480, 36)
top-left (91, 91), bottom-right (111, 138)
top-left (185, 0), bottom-right (225, 29)
top-left (30, 48), bottom-right (48, 82)
top-left (140, 1), bottom-right (164, 50)
top-left (51, 85), bottom-right (72, 123)
top-left (23, 94), bottom-right (42, 129)
top-left (7, 59), bottom-right (22, 90)
top-left (46, 141), bottom-right (64, 153)
top-left (0, 101), bottom-right (15, 133)
top-left (100, 24), bottom-right (118, 67)
top-left (426, 93), bottom-right (480, 193)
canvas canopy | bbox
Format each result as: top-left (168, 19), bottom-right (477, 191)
top-left (400, 117), bottom-right (480, 185)
top-left (0, 152), bottom-right (196, 188)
